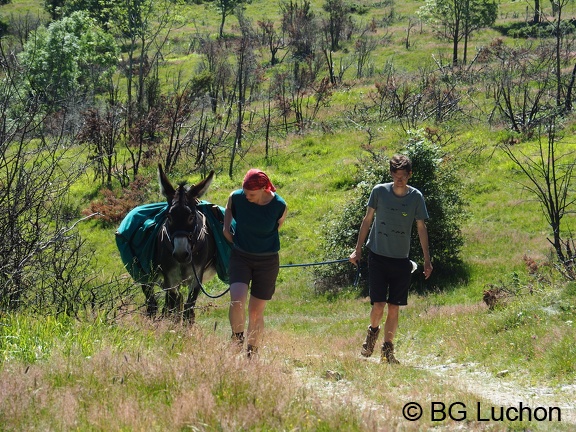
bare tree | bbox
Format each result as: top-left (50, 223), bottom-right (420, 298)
top-left (551, 0), bottom-right (575, 109)
top-left (113, 0), bottom-right (179, 180)
top-left (1, 41), bottom-right (136, 316)
top-left (0, 42), bottom-right (90, 310)
top-left (5, 11), bottom-right (44, 48)
top-left (322, 0), bottom-right (349, 52)
top-left (320, 0), bottom-right (354, 84)
top-left (257, 19), bottom-right (286, 66)
top-left (281, 0), bottom-right (318, 60)
top-left (208, 0), bottom-right (249, 39)
top-left (156, 71), bottom-right (212, 173)
top-left (484, 41), bottom-right (556, 134)
top-left (406, 17), bottom-right (418, 49)
top-left (77, 106), bottom-right (124, 188)
top-left (499, 118), bottom-right (575, 276)
top-left (229, 10), bottom-right (259, 176)
top-left (354, 25), bottom-right (379, 78)
top-left (196, 36), bottom-right (233, 114)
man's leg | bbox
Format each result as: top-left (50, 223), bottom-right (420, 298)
top-left (382, 303), bottom-right (400, 364)
top-left (361, 302), bottom-right (386, 357)
top-left (370, 302), bottom-right (386, 328)
top-left (383, 303), bottom-right (399, 342)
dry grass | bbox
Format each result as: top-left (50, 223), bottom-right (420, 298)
top-left (1, 0), bottom-right (575, 430)
top-left (2, 288), bottom-right (575, 432)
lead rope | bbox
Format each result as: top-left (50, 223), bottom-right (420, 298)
top-left (193, 257), bottom-right (361, 300)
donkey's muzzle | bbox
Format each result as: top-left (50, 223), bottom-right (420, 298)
top-left (172, 236), bottom-right (192, 263)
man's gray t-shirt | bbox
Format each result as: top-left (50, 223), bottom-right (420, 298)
top-left (366, 183), bottom-right (429, 259)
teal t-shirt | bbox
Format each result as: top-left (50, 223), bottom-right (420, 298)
top-left (366, 183), bottom-right (428, 259)
top-left (231, 190), bottom-right (287, 254)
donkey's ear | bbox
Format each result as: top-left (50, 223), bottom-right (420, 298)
top-left (188, 170), bottom-right (215, 200)
top-left (158, 164), bottom-right (175, 200)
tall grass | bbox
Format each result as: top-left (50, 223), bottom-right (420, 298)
top-left (1, 0), bottom-right (576, 430)
top-left (2, 280), bottom-right (575, 431)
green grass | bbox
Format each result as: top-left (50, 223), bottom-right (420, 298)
top-left (2, 0), bottom-right (576, 430)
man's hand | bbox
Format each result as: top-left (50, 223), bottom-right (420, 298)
top-left (349, 249), bottom-right (361, 266)
top-left (423, 260), bottom-right (433, 279)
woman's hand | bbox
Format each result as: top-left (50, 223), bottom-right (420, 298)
top-left (223, 227), bottom-right (233, 244)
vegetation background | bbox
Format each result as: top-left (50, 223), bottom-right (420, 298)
top-left (1, 0), bottom-right (575, 430)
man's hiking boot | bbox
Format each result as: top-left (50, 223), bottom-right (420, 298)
top-left (381, 341), bottom-right (400, 364)
top-left (360, 326), bottom-right (380, 357)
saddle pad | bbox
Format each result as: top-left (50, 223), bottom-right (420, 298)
top-left (115, 201), bottom-right (234, 284)
top-left (115, 202), bottom-right (169, 282)
top-left (197, 201), bottom-right (235, 284)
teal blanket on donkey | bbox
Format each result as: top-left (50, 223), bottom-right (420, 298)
top-left (115, 201), bottom-right (234, 283)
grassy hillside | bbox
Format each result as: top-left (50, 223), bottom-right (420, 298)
top-left (1, 0), bottom-right (576, 430)
top-left (2, 131), bottom-right (575, 431)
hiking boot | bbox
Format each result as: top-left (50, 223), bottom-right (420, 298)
top-left (381, 341), bottom-right (400, 364)
top-left (361, 326), bottom-right (380, 357)
top-left (247, 344), bottom-right (258, 359)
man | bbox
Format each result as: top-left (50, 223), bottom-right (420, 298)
top-left (349, 154), bottom-right (432, 364)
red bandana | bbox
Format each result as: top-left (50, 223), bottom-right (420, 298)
top-left (242, 169), bottom-right (276, 192)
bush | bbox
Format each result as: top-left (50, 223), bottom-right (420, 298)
top-left (83, 176), bottom-right (153, 225)
top-left (315, 130), bottom-right (467, 295)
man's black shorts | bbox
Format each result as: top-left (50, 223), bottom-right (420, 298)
top-left (368, 250), bottom-right (412, 305)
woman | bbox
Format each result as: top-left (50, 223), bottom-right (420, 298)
top-left (223, 169), bottom-right (287, 358)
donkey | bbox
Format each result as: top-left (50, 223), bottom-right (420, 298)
top-left (142, 164), bottom-right (217, 322)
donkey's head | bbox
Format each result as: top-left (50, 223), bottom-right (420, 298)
top-left (158, 164), bottom-right (214, 263)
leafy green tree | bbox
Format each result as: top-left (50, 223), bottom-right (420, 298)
top-left (61, 0), bottom-right (116, 30)
top-left (316, 130), bottom-right (467, 294)
top-left (44, 0), bottom-right (65, 20)
top-left (418, 0), bottom-right (497, 65)
top-left (18, 11), bottom-right (119, 109)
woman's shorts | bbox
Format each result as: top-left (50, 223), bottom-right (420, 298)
top-left (229, 249), bottom-right (280, 300)
top-left (368, 251), bottom-right (412, 306)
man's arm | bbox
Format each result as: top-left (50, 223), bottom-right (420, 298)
top-left (416, 219), bottom-right (433, 279)
top-left (349, 206), bottom-right (375, 265)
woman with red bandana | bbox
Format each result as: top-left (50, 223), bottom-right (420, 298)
top-left (223, 169), bottom-right (287, 358)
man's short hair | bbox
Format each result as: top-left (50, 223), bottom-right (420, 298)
top-left (390, 154), bottom-right (412, 172)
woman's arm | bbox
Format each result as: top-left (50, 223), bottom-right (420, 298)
top-left (277, 206), bottom-right (288, 229)
top-left (223, 194), bottom-right (234, 243)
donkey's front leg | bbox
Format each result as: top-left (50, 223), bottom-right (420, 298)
top-left (161, 271), bottom-right (185, 320)
top-left (141, 283), bottom-right (158, 317)
top-left (163, 288), bottom-right (184, 317)
top-left (184, 281), bottom-right (201, 324)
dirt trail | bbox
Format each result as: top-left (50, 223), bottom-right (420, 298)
top-left (289, 353), bottom-right (576, 429)
top-left (408, 355), bottom-right (576, 424)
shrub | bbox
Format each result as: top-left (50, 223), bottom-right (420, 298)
top-left (83, 176), bottom-right (152, 225)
